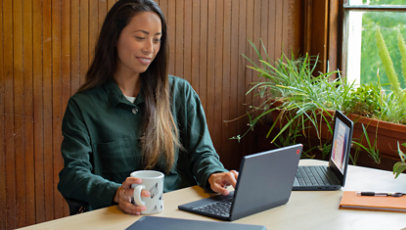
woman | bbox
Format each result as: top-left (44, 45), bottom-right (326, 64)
top-left (58, 0), bottom-right (238, 215)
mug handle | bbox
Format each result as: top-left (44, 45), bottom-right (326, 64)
top-left (133, 185), bottom-right (146, 206)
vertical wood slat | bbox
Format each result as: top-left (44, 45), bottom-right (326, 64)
top-left (23, 0), bottom-right (35, 225)
top-left (33, 0), bottom-right (45, 224)
top-left (229, 0), bottom-right (240, 166)
top-left (174, 0), bottom-right (184, 77)
top-left (213, 0), bottom-right (224, 154)
top-left (166, 0), bottom-right (175, 74)
top-left (206, 0), bottom-right (216, 147)
top-left (89, 0), bottom-right (98, 64)
top-left (71, 0), bottom-right (80, 94)
top-left (51, 0), bottom-right (62, 219)
top-left (183, 0), bottom-right (192, 84)
top-left (191, 0), bottom-right (200, 90)
top-left (79, 0), bottom-right (89, 87)
top-left (60, 0), bottom-right (71, 217)
top-left (14, 0), bottom-right (26, 227)
top-left (268, 0), bottom-right (276, 62)
top-left (4, 1), bottom-right (16, 223)
top-left (43, 0), bottom-right (54, 222)
top-left (0, 0), bottom-right (306, 228)
top-left (221, 0), bottom-right (231, 164)
top-left (198, 0), bottom-right (207, 109)
top-left (0, 0), bottom-right (6, 228)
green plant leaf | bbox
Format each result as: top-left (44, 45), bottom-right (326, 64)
top-left (398, 30), bottom-right (406, 85)
top-left (376, 27), bottom-right (402, 99)
top-left (393, 162), bottom-right (406, 179)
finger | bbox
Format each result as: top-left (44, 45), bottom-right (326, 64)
top-left (122, 177), bottom-right (142, 188)
top-left (119, 200), bottom-right (146, 215)
top-left (230, 170), bottom-right (239, 179)
top-left (141, 190), bottom-right (151, 198)
top-left (225, 171), bottom-right (238, 188)
top-left (212, 184), bottom-right (230, 196)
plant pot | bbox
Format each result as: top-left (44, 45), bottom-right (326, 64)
top-left (266, 105), bottom-right (406, 170)
top-left (347, 114), bottom-right (406, 170)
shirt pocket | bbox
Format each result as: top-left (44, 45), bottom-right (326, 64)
top-left (95, 138), bottom-right (140, 181)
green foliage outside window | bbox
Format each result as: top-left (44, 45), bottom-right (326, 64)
top-left (360, 0), bottom-right (406, 89)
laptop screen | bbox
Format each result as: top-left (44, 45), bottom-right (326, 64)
top-left (330, 112), bottom-right (352, 174)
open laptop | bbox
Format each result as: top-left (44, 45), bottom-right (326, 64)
top-left (293, 110), bottom-right (353, 191)
top-left (178, 144), bottom-right (303, 221)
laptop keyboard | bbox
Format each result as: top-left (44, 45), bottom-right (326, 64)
top-left (296, 166), bottom-right (337, 186)
top-left (193, 196), bottom-right (233, 218)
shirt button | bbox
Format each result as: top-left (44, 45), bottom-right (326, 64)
top-left (132, 107), bottom-right (138, 115)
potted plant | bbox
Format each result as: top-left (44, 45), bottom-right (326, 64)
top-left (234, 27), bottom-right (406, 171)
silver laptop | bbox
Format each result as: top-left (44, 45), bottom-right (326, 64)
top-left (293, 110), bottom-right (353, 191)
top-left (178, 144), bottom-right (303, 221)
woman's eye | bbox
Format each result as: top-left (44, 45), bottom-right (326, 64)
top-left (153, 38), bottom-right (161, 44)
top-left (135, 36), bottom-right (145, 40)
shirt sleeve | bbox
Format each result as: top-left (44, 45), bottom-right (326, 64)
top-left (58, 97), bottom-right (120, 210)
top-left (179, 81), bottom-right (228, 191)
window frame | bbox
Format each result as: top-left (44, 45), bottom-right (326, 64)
top-left (339, 1), bottom-right (406, 84)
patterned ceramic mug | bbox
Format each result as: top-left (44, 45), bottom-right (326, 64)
top-left (130, 170), bottom-right (164, 214)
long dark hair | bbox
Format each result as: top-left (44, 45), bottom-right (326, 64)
top-left (80, 0), bottom-right (179, 172)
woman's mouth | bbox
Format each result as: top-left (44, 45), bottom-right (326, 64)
top-left (137, 57), bottom-right (152, 65)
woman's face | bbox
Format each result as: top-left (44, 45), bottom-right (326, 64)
top-left (115, 11), bottom-right (162, 77)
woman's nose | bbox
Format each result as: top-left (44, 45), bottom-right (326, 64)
top-left (142, 39), bottom-right (154, 54)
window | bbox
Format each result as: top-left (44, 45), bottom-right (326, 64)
top-left (342, 0), bottom-right (406, 90)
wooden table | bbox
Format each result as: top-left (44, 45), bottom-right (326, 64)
top-left (19, 160), bottom-right (406, 230)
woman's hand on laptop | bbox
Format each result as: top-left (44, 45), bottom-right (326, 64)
top-left (208, 170), bottom-right (239, 196)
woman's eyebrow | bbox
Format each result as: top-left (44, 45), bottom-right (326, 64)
top-left (134, 30), bottom-right (162, 36)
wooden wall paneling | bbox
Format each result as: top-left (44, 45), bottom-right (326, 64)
top-left (43, 0), bottom-right (54, 221)
top-left (166, 0), bottom-right (175, 75)
top-left (242, 0), bottom-right (255, 158)
top-left (89, 0), bottom-right (98, 65)
top-left (288, 0), bottom-right (305, 54)
top-left (0, 0), bottom-right (5, 228)
top-left (282, 0), bottom-right (289, 54)
top-left (275, 0), bottom-right (283, 58)
top-left (206, 0), bottom-right (216, 147)
top-left (23, 0), bottom-right (36, 225)
top-left (71, 0), bottom-right (80, 94)
top-left (221, 0), bottom-right (232, 166)
top-left (267, 0), bottom-right (276, 63)
top-left (79, 0), bottom-right (89, 87)
top-left (183, 0), bottom-right (192, 84)
top-left (191, 0), bottom-right (200, 92)
top-left (98, 0), bottom-right (107, 31)
top-left (198, 0), bottom-right (208, 109)
top-left (236, 0), bottom-right (249, 159)
top-left (33, 0), bottom-right (46, 224)
top-left (214, 0), bottom-right (224, 154)
top-left (245, 0), bottom-right (253, 107)
top-left (260, 0), bottom-right (269, 55)
top-left (310, 0), bottom-right (328, 73)
top-left (59, 0), bottom-right (71, 217)
top-left (51, 0), bottom-right (63, 219)
top-left (14, 0), bottom-right (26, 227)
top-left (4, 0), bottom-right (16, 226)
top-left (174, 0), bottom-right (184, 77)
top-left (229, 0), bottom-right (240, 168)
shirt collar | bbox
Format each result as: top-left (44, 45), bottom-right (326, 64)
top-left (103, 80), bottom-right (145, 107)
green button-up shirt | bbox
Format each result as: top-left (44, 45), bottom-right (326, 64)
top-left (58, 75), bottom-right (227, 210)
